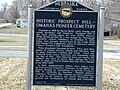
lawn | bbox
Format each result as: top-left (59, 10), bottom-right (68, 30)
top-left (104, 39), bottom-right (120, 46)
top-left (0, 36), bottom-right (27, 46)
top-left (0, 25), bottom-right (27, 50)
top-left (0, 25), bottom-right (27, 34)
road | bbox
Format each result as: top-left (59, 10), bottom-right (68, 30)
top-left (0, 44), bottom-right (120, 58)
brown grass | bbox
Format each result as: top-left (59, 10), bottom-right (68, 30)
top-left (0, 58), bottom-right (120, 90)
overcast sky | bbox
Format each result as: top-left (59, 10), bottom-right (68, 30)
top-left (0, 0), bottom-right (14, 5)
top-left (0, 0), bottom-right (14, 10)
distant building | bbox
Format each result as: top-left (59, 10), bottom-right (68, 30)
top-left (16, 19), bottom-right (28, 28)
top-left (0, 19), bottom-right (5, 23)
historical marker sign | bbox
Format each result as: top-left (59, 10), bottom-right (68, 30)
top-left (33, 1), bottom-right (98, 86)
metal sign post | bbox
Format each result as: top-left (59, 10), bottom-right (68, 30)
top-left (97, 7), bottom-right (105, 90)
top-left (26, 4), bottom-right (33, 90)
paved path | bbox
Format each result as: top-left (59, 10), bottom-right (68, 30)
top-left (0, 33), bottom-right (27, 37)
top-left (103, 52), bottom-right (120, 59)
top-left (0, 38), bottom-right (120, 59)
top-left (0, 46), bottom-right (27, 48)
top-left (104, 44), bottom-right (120, 52)
top-left (0, 23), bottom-right (11, 28)
top-left (0, 50), bottom-right (28, 58)
top-left (103, 44), bottom-right (120, 59)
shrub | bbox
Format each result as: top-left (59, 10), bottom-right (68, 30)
top-left (117, 28), bottom-right (120, 38)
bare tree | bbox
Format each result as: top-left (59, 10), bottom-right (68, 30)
top-left (1, 2), bottom-right (8, 21)
top-left (0, 11), bottom-right (4, 19)
top-left (102, 0), bottom-right (120, 34)
top-left (17, 0), bottom-right (52, 19)
top-left (79, 0), bottom-right (100, 10)
top-left (6, 0), bottom-right (20, 23)
top-left (80, 0), bottom-right (120, 34)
